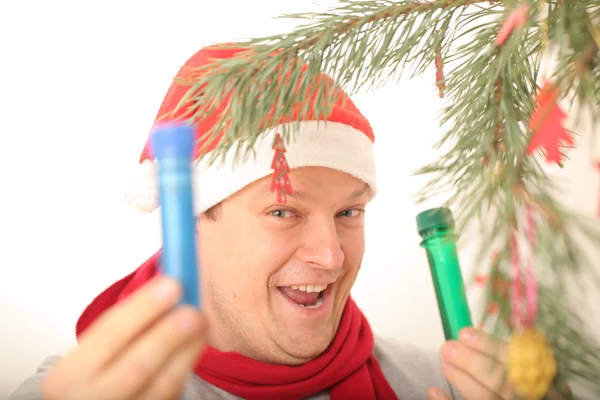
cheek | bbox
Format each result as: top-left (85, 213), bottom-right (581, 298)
top-left (199, 231), bottom-right (249, 287)
top-left (198, 233), bottom-right (253, 318)
top-left (199, 219), bottom-right (294, 294)
top-left (340, 228), bottom-right (365, 268)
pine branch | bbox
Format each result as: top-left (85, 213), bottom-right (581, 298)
top-left (174, 0), bottom-right (498, 165)
top-left (413, 6), bottom-right (600, 395)
top-left (173, 1), bottom-right (600, 397)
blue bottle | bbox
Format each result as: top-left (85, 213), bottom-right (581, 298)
top-left (151, 122), bottom-right (200, 308)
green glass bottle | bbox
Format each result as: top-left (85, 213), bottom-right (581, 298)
top-left (416, 207), bottom-right (472, 341)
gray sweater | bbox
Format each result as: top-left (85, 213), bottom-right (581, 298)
top-left (10, 336), bottom-right (453, 399)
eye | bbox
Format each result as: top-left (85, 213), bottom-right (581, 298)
top-left (337, 209), bottom-right (363, 218)
top-left (269, 209), bottom-right (296, 218)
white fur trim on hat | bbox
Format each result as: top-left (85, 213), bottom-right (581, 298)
top-left (124, 120), bottom-right (376, 214)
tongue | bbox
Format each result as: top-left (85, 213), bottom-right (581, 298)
top-left (279, 287), bottom-right (320, 306)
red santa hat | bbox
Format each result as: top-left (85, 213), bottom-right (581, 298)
top-left (124, 44), bottom-right (377, 213)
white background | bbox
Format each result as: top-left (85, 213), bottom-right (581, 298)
top-left (1, 0), bottom-right (599, 396)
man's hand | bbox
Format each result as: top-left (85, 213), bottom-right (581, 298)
top-left (427, 328), bottom-right (512, 400)
top-left (42, 276), bottom-right (207, 400)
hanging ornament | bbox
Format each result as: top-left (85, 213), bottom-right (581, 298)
top-left (496, 4), bottom-right (529, 46)
top-left (527, 81), bottom-right (573, 166)
top-left (270, 133), bottom-right (293, 203)
top-left (435, 37), bottom-right (445, 98)
top-left (506, 206), bottom-right (558, 400)
top-left (508, 329), bottom-right (558, 400)
top-left (509, 227), bottom-right (525, 330)
top-left (493, 78), bottom-right (506, 153)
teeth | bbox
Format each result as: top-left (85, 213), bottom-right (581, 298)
top-left (290, 284), bottom-right (328, 293)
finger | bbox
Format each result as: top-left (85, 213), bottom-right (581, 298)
top-left (441, 341), bottom-right (511, 399)
top-left (89, 306), bottom-right (205, 399)
top-left (459, 328), bottom-right (508, 364)
top-left (68, 276), bottom-right (181, 374)
top-left (546, 381), bottom-right (573, 400)
top-left (441, 361), bottom-right (502, 400)
top-left (137, 337), bottom-right (207, 400)
top-left (43, 276), bottom-right (182, 397)
top-left (428, 387), bottom-right (452, 400)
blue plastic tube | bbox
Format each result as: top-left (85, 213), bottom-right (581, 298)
top-left (151, 122), bottom-right (200, 308)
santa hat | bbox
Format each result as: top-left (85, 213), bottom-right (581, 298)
top-left (124, 44), bottom-right (377, 213)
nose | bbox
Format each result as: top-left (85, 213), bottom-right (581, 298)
top-left (296, 215), bottom-right (345, 270)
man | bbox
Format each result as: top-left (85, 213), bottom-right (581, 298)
top-left (11, 44), bottom-right (511, 400)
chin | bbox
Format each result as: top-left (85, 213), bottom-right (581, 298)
top-left (276, 331), bottom-right (335, 364)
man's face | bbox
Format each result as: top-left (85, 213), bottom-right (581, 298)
top-left (197, 166), bottom-right (371, 364)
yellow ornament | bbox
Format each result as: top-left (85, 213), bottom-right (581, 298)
top-left (507, 329), bottom-right (558, 400)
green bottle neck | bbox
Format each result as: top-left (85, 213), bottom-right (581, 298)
top-left (419, 226), bottom-right (458, 247)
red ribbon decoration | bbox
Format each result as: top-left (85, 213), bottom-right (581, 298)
top-left (510, 205), bottom-right (539, 330)
top-left (525, 205), bottom-right (538, 327)
top-left (510, 230), bottom-right (524, 329)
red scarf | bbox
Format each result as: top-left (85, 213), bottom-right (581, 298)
top-left (76, 251), bottom-right (398, 400)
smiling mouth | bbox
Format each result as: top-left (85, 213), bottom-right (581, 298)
top-left (278, 284), bottom-right (328, 309)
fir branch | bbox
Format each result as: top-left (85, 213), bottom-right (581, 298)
top-left (172, 1), bottom-right (600, 397)
top-left (175, 0), bottom-right (497, 165)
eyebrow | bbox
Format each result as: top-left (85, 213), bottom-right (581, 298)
top-left (251, 182), bottom-right (371, 202)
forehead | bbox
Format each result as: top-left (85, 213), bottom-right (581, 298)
top-left (245, 167), bottom-right (372, 203)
